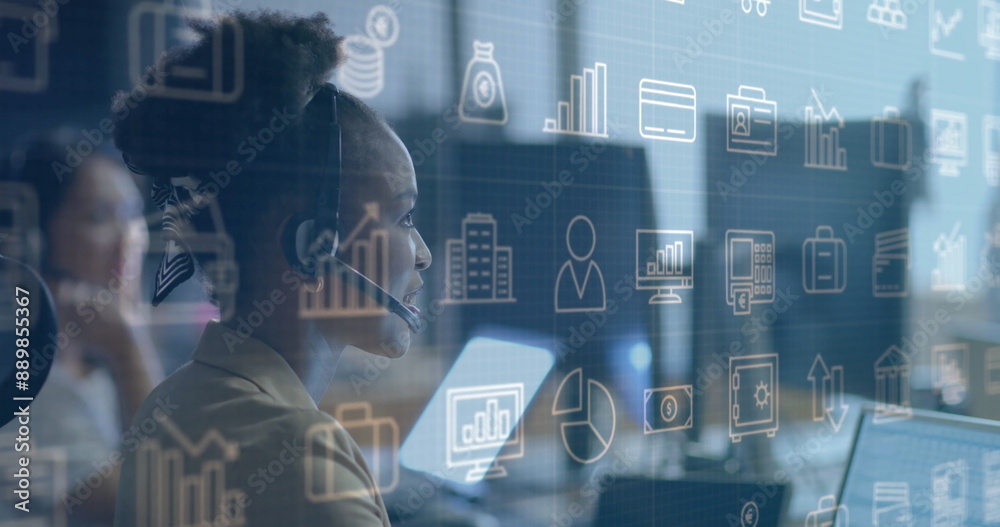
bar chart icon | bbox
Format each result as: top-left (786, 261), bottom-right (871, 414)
top-left (804, 89), bottom-right (847, 170)
top-left (931, 222), bottom-right (966, 291)
top-left (543, 62), bottom-right (608, 138)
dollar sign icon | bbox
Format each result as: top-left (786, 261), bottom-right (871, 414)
top-left (660, 394), bottom-right (678, 423)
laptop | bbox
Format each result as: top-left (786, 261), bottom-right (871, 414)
top-left (837, 407), bottom-right (1000, 526)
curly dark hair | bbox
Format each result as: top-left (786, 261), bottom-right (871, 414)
top-left (111, 9), bottom-right (393, 305)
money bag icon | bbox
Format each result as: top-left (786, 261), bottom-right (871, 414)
top-left (459, 41), bottom-right (508, 125)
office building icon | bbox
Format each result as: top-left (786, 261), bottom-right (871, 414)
top-left (932, 343), bottom-right (968, 404)
top-left (873, 228), bottom-right (909, 298)
top-left (729, 354), bottom-right (779, 442)
top-left (134, 420), bottom-right (247, 527)
top-left (459, 41), bottom-right (508, 125)
top-left (635, 229), bottom-right (694, 304)
top-left (985, 116), bottom-right (1000, 186)
top-left (638, 79), bottom-right (697, 142)
top-left (338, 5), bottom-right (400, 99)
top-left (871, 107), bottom-right (913, 170)
top-left (727, 86), bottom-right (777, 155)
top-left (981, 0), bottom-right (1000, 59)
top-left (868, 0), bottom-right (907, 29)
top-left (804, 89), bottom-right (847, 170)
top-left (128, 0), bottom-right (245, 102)
top-left (446, 384), bottom-right (524, 481)
top-left (444, 213), bottom-right (515, 304)
top-left (543, 62), bottom-right (608, 137)
top-left (930, 0), bottom-right (966, 60)
top-left (799, 0), bottom-right (843, 29)
top-left (306, 402), bottom-right (399, 500)
top-left (556, 215), bottom-right (606, 313)
top-left (553, 368), bottom-right (616, 463)
top-left (931, 223), bottom-right (967, 291)
top-left (725, 230), bottom-right (776, 315)
top-left (802, 226), bottom-right (848, 294)
top-left (873, 482), bottom-right (912, 526)
top-left (874, 345), bottom-right (912, 423)
top-left (300, 202), bottom-right (389, 318)
top-left (931, 110), bottom-right (968, 177)
top-left (931, 459), bottom-right (968, 527)
top-left (0, 2), bottom-right (57, 93)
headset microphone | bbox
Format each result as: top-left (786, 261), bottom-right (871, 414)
top-left (282, 83), bottom-right (420, 332)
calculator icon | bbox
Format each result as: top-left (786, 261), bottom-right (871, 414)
top-left (726, 230), bottom-right (776, 315)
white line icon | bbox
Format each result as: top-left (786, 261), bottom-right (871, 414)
top-left (806, 496), bottom-right (848, 526)
top-left (800, 0), bottom-right (843, 29)
top-left (868, 0), bottom-right (908, 29)
top-left (932, 223), bottom-right (967, 291)
top-left (0, 2), bottom-right (58, 93)
top-left (446, 384), bottom-right (523, 482)
top-left (871, 107), bottom-right (912, 170)
top-left (543, 62), bottom-right (608, 137)
top-left (444, 213), bottom-right (515, 304)
top-left (306, 402), bottom-right (399, 500)
top-left (639, 79), bottom-right (697, 142)
top-left (931, 110), bottom-right (968, 177)
top-left (985, 450), bottom-right (1000, 523)
top-left (727, 86), bottom-right (777, 155)
top-left (556, 216), bottom-right (606, 313)
top-left (729, 353), bottom-right (779, 442)
top-left (985, 116), bottom-right (1000, 185)
top-left (931, 0), bottom-right (966, 60)
top-left (553, 368), bottom-right (616, 464)
top-left (135, 419), bottom-right (247, 527)
top-left (635, 229), bottom-right (694, 304)
top-left (803, 226), bottom-right (847, 294)
top-left (931, 459), bottom-right (968, 527)
top-left (726, 230), bottom-right (776, 316)
top-left (300, 202), bottom-right (389, 318)
top-left (805, 89), bottom-right (847, 171)
top-left (982, 0), bottom-right (1000, 59)
top-left (874, 482), bottom-right (912, 526)
top-left (128, 0), bottom-right (245, 102)
top-left (338, 5), bottom-right (400, 99)
top-left (742, 0), bottom-right (771, 17)
top-left (873, 228), bottom-right (909, 298)
top-left (808, 354), bottom-right (848, 433)
top-left (0, 441), bottom-right (66, 526)
top-left (986, 347), bottom-right (1000, 395)
top-left (740, 502), bottom-right (760, 527)
top-left (643, 385), bottom-right (693, 434)
top-left (932, 343), bottom-right (968, 404)
top-left (874, 345), bottom-right (912, 423)
top-left (459, 41), bottom-right (508, 125)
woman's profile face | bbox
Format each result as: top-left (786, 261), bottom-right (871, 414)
top-left (320, 127), bottom-right (431, 357)
top-left (46, 157), bottom-right (148, 286)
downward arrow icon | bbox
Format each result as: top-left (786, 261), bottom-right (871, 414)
top-left (808, 354), bottom-right (849, 433)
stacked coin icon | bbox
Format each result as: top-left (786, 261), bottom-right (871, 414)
top-left (338, 5), bottom-right (400, 99)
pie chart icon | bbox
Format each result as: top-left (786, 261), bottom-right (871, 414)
top-left (552, 368), bottom-right (616, 464)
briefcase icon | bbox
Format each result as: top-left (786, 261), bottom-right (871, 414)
top-left (871, 106), bottom-right (912, 170)
top-left (805, 495), bottom-right (848, 527)
top-left (305, 402), bottom-right (399, 502)
top-left (128, 0), bottom-right (244, 102)
top-left (803, 226), bottom-right (847, 294)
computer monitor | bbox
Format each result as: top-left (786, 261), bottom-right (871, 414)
top-left (445, 383), bottom-right (523, 482)
top-left (981, 0), bottom-right (1000, 60)
top-left (635, 229), bottom-right (694, 304)
top-left (931, 109), bottom-right (968, 177)
top-left (838, 407), bottom-right (1000, 526)
top-left (400, 331), bottom-right (554, 485)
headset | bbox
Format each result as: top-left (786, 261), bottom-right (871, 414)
top-left (280, 82), bottom-right (420, 332)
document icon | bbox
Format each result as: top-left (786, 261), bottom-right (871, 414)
top-left (727, 86), bottom-right (777, 155)
top-left (873, 228), bottom-right (909, 297)
top-left (639, 79), bottom-right (696, 142)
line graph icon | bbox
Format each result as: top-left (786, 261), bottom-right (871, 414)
top-left (543, 62), bottom-right (608, 137)
top-left (300, 202), bottom-right (389, 318)
top-left (930, 0), bottom-right (966, 60)
top-left (804, 89), bottom-right (847, 170)
top-left (931, 222), bottom-right (967, 291)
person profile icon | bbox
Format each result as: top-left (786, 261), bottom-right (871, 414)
top-left (732, 107), bottom-right (750, 136)
top-left (555, 215), bottom-right (606, 313)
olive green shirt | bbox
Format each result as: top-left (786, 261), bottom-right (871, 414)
top-left (114, 321), bottom-right (390, 526)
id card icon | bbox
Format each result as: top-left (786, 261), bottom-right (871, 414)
top-left (727, 86), bottom-right (777, 156)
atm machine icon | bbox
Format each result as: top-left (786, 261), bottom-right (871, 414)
top-left (730, 354), bottom-right (779, 442)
